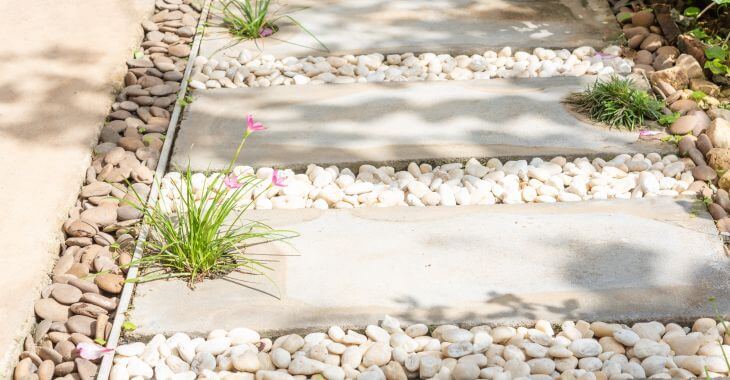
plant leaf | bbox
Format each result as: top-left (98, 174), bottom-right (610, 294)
top-left (690, 28), bottom-right (709, 39)
top-left (705, 59), bottom-right (729, 75)
top-left (658, 112), bottom-right (681, 126)
top-left (616, 12), bottom-right (633, 22)
top-left (684, 6), bottom-right (701, 17)
top-left (691, 90), bottom-right (707, 101)
top-left (706, 46), bottom-right (728, 61)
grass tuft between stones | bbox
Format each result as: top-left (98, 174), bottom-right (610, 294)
top-left (564, 75), bottom-right (664, 131)
top-left (213, 0), bottom-right (327, 51)
top-left (125, 122), bottom-right (297, 288)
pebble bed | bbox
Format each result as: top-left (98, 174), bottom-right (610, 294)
top-left (161, 153), bottom-right (701, 211)
top-left (109, 315), bottom-right (730, 380)
top-left (12, 1), bottom-right (201, 379)
top-left (189, 46), bottom-right (634, 90)
top-left (603, 1), bottom-right (730, 238)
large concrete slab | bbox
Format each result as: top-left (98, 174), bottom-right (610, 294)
top-left (201, 0), bottom-right (620, 59)
top-left (172, 76), bottom-right (673, 171)
top-left (130, 197), bottom-right (730, 338)
top-left (0, 0), bottom-right (155, 376)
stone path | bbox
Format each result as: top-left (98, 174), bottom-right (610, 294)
top-left (119, 3), bottom-right (730, 379)
top-left (129, 196), bottom-right (728, 338)
top-left (0, 0), bottom-right (155, 375)
top-left (173, 76), bottom-right (672, 171)
top-left (200, 0), bottom-right (619, 59)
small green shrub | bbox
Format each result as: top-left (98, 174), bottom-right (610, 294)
top-left (692, 90), bottom-right (708, 102)
top-left (658, 112), bottom-right (681, 126)
top-left (215, 0), bottom-right (327, 51)
top-left (705, 44), bottom-right (730, 76)
top-left (126, 114), bottom-right (297, 287)
top-left (564, 76), bottom-right (664, 131)
top-left (660, 134), bottom-right (684, 145)
top-left (686, 26), bottom-right (730, 77)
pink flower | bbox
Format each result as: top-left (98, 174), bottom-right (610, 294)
top-left (639, 130), bottom-right (660, 137)
top-left (259, 27), bottom-right (274, 37)
top-left (247, 114), bottom-right (265, 133)
top-left (271, 169), bottom-right (287, 187)
top-left (224, 174), bottom-right (242, 189)
top-left (76, 342), bottom-right (114, 360)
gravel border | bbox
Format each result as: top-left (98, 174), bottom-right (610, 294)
top-left (12, 1), bottom-right (204, 379)
top-left (189, 46), bottom-right (635, 90)
top-left (604, 1), bottom-right (730, 240)
top-left (160, 153), bottom-right (700, 211)
top-left (109, 314), bottom-right (730, 379)
top-left (97, 1), bottom-right (212, 378)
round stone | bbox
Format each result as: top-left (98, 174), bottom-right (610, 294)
top-left (708, 148), bottom-right (730, 170)
top-left (669, 115), bottom-right (700, 135)
top-left (232, 350), bottom-right (260, 372)
top-left (34, 298), bottom-right (70, 322)
top-left (678, 136), bottom-right (696, 155)
top-left (692, 165), bottom-right (717, 181)
top-left (568, 339), bottom-right (602, 358)
top-left (80, 206), bottom-right (117, 226)
top-left (94, 273), bottom-right (125, 294)
top-left (709, 203), bottom-right (728, 220)
top-left (65, 315), bottom-right (96, 336)
top-left (168, 44), bottom-right (191, 57)
top-left (697, 133), bottom-right (713, 155)
top-left (65, 220), bottom-right (98, 238)
top-left (362, 342), bottom-right (392, 367)
top-left (613, 329), bottom-right (640, 346)
top-left (51, 284), bottom-right (83, 305)
top-left (669, 99), bottom-right (699, 114)
top-left (632, 11), bottom-right (655, 27)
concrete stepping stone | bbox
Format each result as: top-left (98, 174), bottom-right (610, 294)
top-left (202, 0), bottom-right (620, 59)
top-left (129, 197), bottom-right (729, 338)
top-left (172, 76), bottom-right (672, 171)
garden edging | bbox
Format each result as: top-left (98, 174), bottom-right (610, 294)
top-left (97, 1), bottom-right (212, 379)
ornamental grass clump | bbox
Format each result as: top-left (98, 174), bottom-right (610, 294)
top-left (564, 76), bottom-right (664, 131)
top-left (127, 114), bottom-right (296, 287)
top-left (215, 0), bottom-right (327, 51)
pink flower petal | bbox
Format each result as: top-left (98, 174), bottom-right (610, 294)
top-left (271, 169), bottom-right (287, 187)
top-left (224, 174), bottom-right (242, 189)
top-left (246, 114), bottom-right (266, 133)
top-left (260, 27), bottom-right (274, 37)
top-left (639, 130), bottom-right (660, 137)
top-left (76, 342), bottom-right (114, 360)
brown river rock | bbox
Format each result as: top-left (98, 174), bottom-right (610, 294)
top-left (94, 273), bottom-right (125, 294)
top-left (34, 298), bottom-right (70, 322)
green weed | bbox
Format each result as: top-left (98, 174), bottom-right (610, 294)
top-left (564, 76), bottom-right (664, 131)
top-left (214, 0), bottom-right (327, 52)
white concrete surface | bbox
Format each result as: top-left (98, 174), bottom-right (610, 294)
top-left (129, 197), bottom-right (728, 338)
top-left (172, 76), bottom-right (673, 171)
top-left (0, 0), bottom-right (155, 375)
top-left (201, 0), bottom-right (620, 59)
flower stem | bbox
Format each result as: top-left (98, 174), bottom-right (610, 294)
top-left (225, 131), bottom-right (250, 175)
